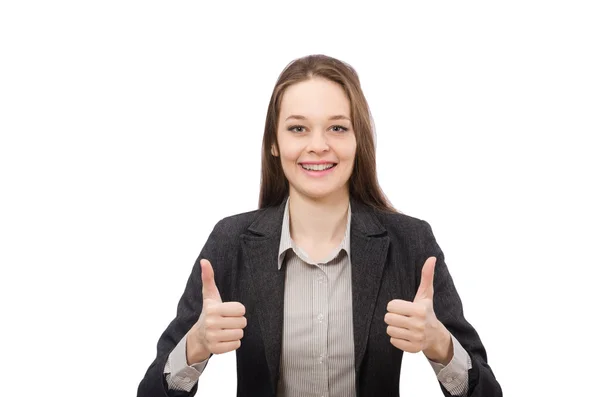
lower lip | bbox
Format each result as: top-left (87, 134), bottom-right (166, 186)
top-left (299, 164), bottom-right (337, 177)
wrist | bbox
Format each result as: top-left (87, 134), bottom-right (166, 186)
top-left (186, 333), bottom-right (210, 364)
top-left (424, 321), bottom-right (453, 365)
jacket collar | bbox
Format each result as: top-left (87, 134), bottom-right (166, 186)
top-left (240, 195), bottom-right (390, 394)
top-left (247, 196), bottom-right (386, 239)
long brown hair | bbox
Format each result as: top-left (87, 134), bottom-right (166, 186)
top-left (259, 54), bottom-right (397, 213)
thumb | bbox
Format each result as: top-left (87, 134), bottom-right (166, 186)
top-left (201, 259), bottom-right (222, 303)
top-left (414, 256), bottom-right (436, 301)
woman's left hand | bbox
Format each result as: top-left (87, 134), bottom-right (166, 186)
top-left (385, 256), bottom-right (453, 365)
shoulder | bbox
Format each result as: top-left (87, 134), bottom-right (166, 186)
top-left (350, 199), bottom-right (435, 243)
top-left (198, 207), bottom-right (267, 256)
top-left (373, 209), bottom-right (429, 232)
top-left (210, 207), bottom-right (265, 236)
top-left (372, 209), bottom-right (436, 246)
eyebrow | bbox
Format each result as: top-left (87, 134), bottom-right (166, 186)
top-left (285, 114), bottom-right (351, 122)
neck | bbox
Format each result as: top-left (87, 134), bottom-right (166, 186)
top-left (288, 188), bottom-right (350, 245)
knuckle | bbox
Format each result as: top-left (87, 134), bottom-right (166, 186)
top-left (205, 317), bottom-right (216, 328)
top-left (205, 305), bottom-right (217, 315)
top-left (415, 320), bottom-right (425, 332)
top-left (206, 330), bottom-right (218, 342)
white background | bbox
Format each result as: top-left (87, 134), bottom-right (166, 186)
top-left (1, 1), bottom-right (599, 396)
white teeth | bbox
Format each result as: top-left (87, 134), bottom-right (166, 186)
top-left (301, 163), bottom-right (335, 171)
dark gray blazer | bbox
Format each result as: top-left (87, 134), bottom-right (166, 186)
top-left (137, 198), bottom-right (502, 397)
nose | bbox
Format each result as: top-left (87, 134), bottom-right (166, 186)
top-left (306, 130), bottom-right (330, 153)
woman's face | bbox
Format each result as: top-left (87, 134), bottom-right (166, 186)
top-left (274, 77), bottom-right (357, 202)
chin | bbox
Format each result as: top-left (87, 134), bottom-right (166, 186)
top-left (294, 185), bottom-right (348, 201)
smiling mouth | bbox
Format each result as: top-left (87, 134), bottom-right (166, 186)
top-left (299, 163), bottom-right (337, 171)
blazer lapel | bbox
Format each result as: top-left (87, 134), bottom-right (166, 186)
top-left (239, 198), bottom-right (391, 391)
top-left (240, 201), bottom-right (287, 394)
top-left (349, 199), bottom-right (390, 373)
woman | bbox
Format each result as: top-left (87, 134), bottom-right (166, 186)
top-left (137, 54), bottom-right (502, 397)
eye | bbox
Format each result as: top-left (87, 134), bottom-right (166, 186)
top-left (287, 125), bottom-right (305, 133)
top-left (331, 125), bottom-right (349, 133)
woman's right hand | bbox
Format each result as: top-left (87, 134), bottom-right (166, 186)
top-left (186, 258), bottom-right (247, 364)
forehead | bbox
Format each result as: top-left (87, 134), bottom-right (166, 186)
top-left (279, 77), bottom-right (350, 120)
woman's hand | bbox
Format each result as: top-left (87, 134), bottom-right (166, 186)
top-left (186, 259), bottom-right (247, 364)
top-left (385, 257), bottom-right (453, 365)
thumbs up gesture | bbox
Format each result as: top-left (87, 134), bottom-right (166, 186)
top-left (186, 259), bottom-right (247, 364)
top-left (384, 257), bottom-right (453, 364)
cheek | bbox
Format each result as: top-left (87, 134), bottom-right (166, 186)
top-left (277, 149), bottom-right (300, 178)
top-left (278, 143), bottom-right (301, 164)
top-left (280, 149), bottom-right (298, 165)
top-left (342, 136), bottom-right (357, 159)
top-left (342, 144), bottom-right (357, 163)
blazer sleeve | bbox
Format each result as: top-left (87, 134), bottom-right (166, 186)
top-left (137, 220), bottom-right (228, 397)
top-left (419, 220), bottom-right (503, 397)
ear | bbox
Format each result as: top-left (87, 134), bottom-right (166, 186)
top-left (271, 144), bottom-right (279, 157)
